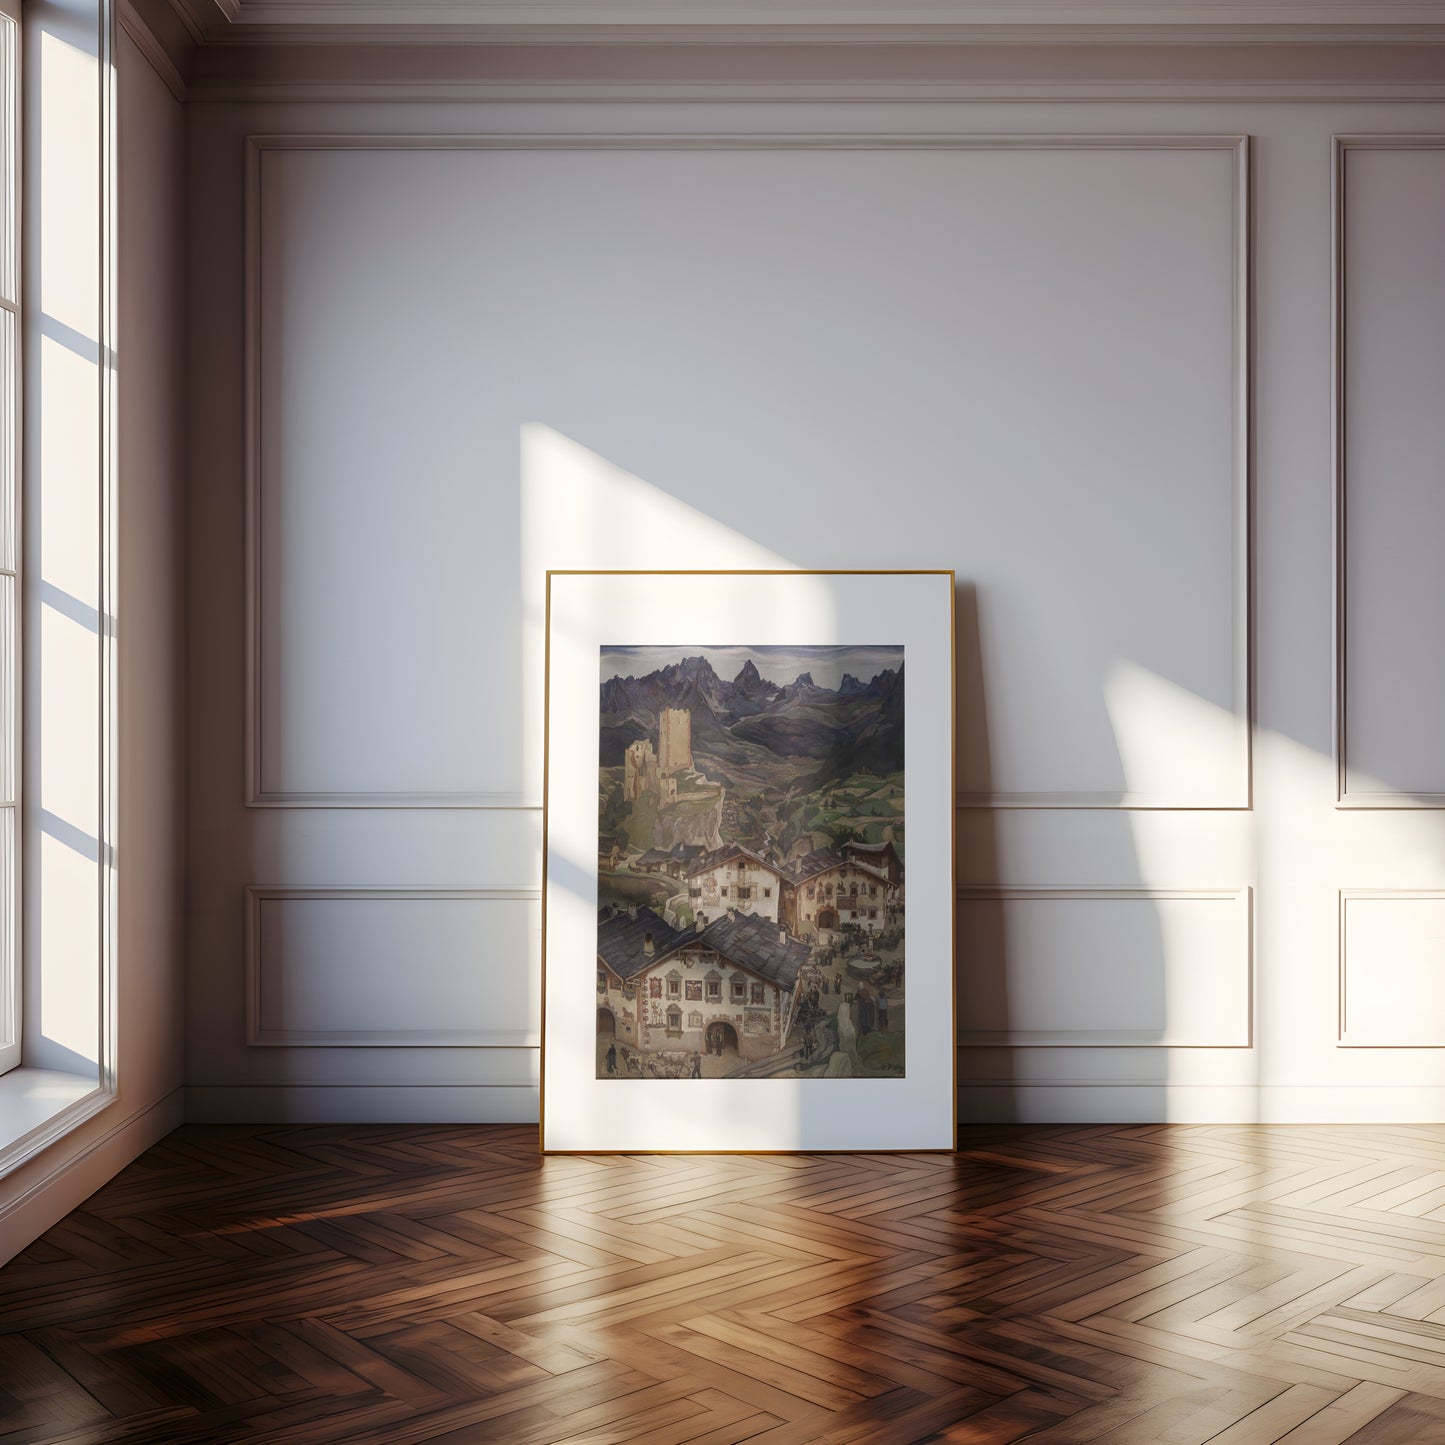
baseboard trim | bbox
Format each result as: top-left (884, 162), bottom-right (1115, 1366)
top-left (959, 1083), bottom-right (1445, 1124)
top-left (185, 1084), bottom-right (540, 1124)
top-left (0, 1087), bottom-right (185, 1267)
top-left (182, 1082), bottom-right (1445, 1128)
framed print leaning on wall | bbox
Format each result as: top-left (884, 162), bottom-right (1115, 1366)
top-left (542, 570), bottom-right (956, 1153)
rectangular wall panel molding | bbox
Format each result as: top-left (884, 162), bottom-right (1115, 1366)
top-left (1339, 890), bottom-right (1445, 1046)
top-left (245, 887), bottom-right (541, 1047)
top-left (244, 130), bottom-right (1249, 812)
top-left (244, 136), bottom-right (535, 810)
top-left (1335, 136), bottom-right (1445, 807)
top-left (957, 886), bottom-right (1252, 1047)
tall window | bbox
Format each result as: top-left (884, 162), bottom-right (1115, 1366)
top-left (0, 0), bottom-right (19, 1078)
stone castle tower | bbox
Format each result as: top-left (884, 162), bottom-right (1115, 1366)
top-left (657, 708), bottom-right (692, 776)
top-left (623, 738), bottom-right (658, 801)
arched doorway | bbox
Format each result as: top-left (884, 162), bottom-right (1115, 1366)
top-left (706, 1021), bottom-right (738, 1057)
top-left (597, 1007), bottom-right (616, 1037)
top-left (817, 908), bottom-right (839, 931)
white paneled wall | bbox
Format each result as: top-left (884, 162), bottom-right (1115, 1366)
top-left (246, 889), bottom-right (540, 1047)
top-left (185, 99), bottom-right (1445, 1124)
top-left (956, 889), bottom-right (1251, 1048)
top-left (251, 149), bottom-right (527, 806)
top-left (1338, 139), bottom-right (1445, 807)
top-left (1340, 893), bottom-right (1445, 1048)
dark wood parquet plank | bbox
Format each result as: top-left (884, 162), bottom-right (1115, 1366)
top-left (16, 1124), bottom-right (1445, 1441)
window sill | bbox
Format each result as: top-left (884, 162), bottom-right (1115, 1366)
top-left (0, 1068), bottom-right (110, 1181)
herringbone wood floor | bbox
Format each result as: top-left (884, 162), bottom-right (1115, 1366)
top-left (7, 1127), bottom-right (1445, 1441)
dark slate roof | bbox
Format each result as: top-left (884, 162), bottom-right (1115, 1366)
top-left (673, 844), bottom-right (704, 862)
top-left (847, 859), bottom-right (893, 885)
top-left (597, 908), bottom-right (691, 980)
top-left (845, 840), bottom-right (900, 870)
top-left (686, 843), bottom-right (782, 879)
top-left (636, 849), bottom-right (677, 868)
top-left (699, 912), bottom-right (810, 991)
top-left (787, 847), bottom-right (845, 884)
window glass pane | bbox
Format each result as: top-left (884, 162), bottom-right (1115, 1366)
top-left (0, 305), bottom-right (12, 574)
top-left (0, 0), bottom-right (15, 1079)
top-left (0, 9), bottom-right (13, 307)
top-left (0, 571), bottom-right (11, 805)
top-left (0, 803), bottom-right (13, 1062)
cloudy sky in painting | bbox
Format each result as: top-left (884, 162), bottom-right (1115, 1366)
top-left (600, 644), bottom-right (903, 693)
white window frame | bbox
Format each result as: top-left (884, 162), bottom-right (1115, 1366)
top-left (0, 0), bottom-right (21, 1079)
top-left (0, 0), bottom-right (118, 1173)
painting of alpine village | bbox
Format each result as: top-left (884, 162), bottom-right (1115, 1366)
top-left (596, 644), bottom-right (904, 1080)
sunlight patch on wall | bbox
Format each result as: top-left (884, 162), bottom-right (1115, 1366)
top-left (1107, 658), bottom-right (1445, 1123)
top-left (520, 422), bottom-right (793, 801)
top-left (1103, 657), bottom-right (1246, 808)
top-left (1105, 659), bottom-right (1255, 1120)
top-left (524, 429), bottom-right (822, 1143)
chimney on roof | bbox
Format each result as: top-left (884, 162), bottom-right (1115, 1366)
top-left (643, 931), bottom-right (654, 958)
top-left (695, 915), bottom-right (704, 933)
top-left (779, 925), bottom-right (787, 946)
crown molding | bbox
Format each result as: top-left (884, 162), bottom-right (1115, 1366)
top-left (207, 0), bottom-right (1445, 25)
top-left (192, 25), bottom-right (1445, 48)
top-left (166, 0), bottom-right (212, 43)
top-left (188, 77), bottom-right (1445, 101)
top-left (188, 36), bottom-right (1445, 98)
top-left (173, 0), bottom-right (1445, 45)
top-left (181, 0), bottom-right (236, 27)
top-left (156, 0), bottom-right (1445, 103)
top-left (119, 0), bottom-right (200, 97)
